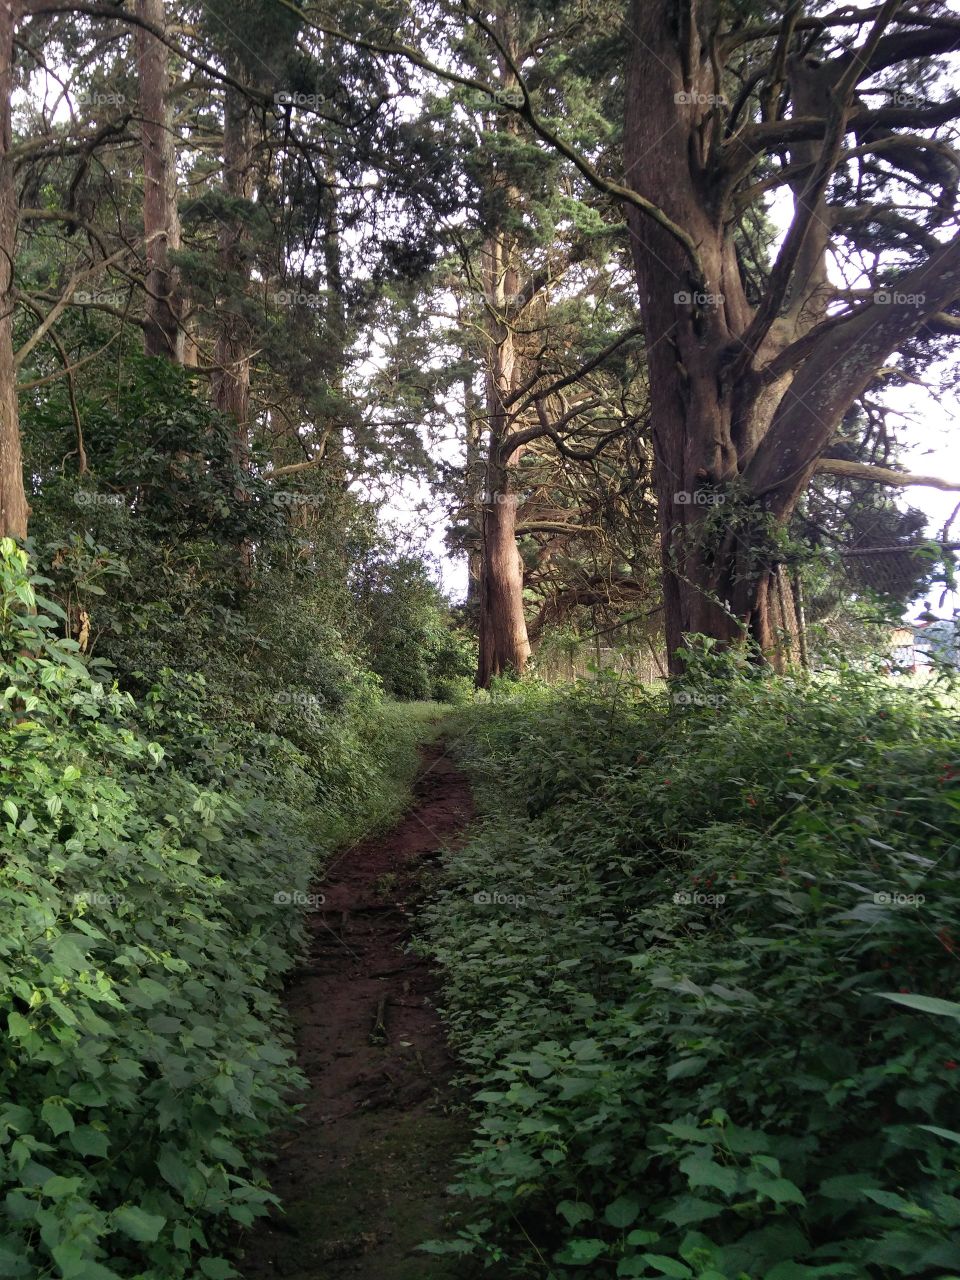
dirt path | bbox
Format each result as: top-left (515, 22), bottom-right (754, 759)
top-left (240, 739), bottom-right (475, 1280)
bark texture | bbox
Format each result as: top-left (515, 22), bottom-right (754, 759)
top-left (212, 77), bottom-right (254, 442)
top-left (0, 0), bottom-right (28, 539)
top-left (622, 0), bottom-right (960, 671)
top-left (136, 0), bottom-right (184, 362)
top-left (476, 234), bottom-right (532, 685)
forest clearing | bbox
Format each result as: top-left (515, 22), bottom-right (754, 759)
top-left (1, 0), bottom-right (960, 1277)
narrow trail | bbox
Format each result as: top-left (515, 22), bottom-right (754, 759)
top-left (240, 739), bottom-right (475, 1280)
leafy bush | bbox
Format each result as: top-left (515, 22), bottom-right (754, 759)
top-left (350, 554), bottom-right (476, 700)
top-left (421, 652), bottom-right (960, 1277)
top-left (0, 540), bottom-right (430, 1278)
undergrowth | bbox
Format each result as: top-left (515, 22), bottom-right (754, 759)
top-left (0, 540), bottom-right (437, 1280)
top-left (421, 648), bottom-right (960, 1279)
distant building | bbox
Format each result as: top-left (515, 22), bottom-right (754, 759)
top-left (913, 612), bottom-right (960, 670)
top-left (889, 627), bottom-right (916, 672)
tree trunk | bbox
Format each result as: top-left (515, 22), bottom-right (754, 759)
top-left (212, 77), bottom-right (253, 434)
top-left (464, 375), bottom-right (482, 610)
top-left (212, 73), bottom-right (254, 582)
top-left (320, 162), bottom-right (347, 488)
top-left (475, 235), bottom-right (531, 685)
top-left (619, 0), bottom-right (960, 674)
top-left (477, 453), bottom-right (531, 685)
top-left (136, 0), bottom-right (184, 362)
top-left (621, 0), bottom-right (912, 673)
top-left (0, 0), bottom-right (28, 539)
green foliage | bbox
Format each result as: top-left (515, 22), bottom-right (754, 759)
top-left (351, 555), bottom-right (476, 701)
top-left (24, 355), bottom-right (277, 682)
top-left (0, 539), bottom-right (309, 1277)
top-left (22, 356), bottom-right (459, 837)
top-left (420, 655), bottom-right (960, 1277)
top-left (0, 539), bottom-right (434, 1277)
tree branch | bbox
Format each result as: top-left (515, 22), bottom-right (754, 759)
top-left (816, 458), bottom-right (960, 491)
top-left (270, 0), bottom-right (706, 280)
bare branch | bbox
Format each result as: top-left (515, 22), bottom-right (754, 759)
top-left (817, 458), bottom-right (960, 490)
top-left (14, 246), bottom-right (131, 369)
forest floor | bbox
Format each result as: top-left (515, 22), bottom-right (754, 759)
top-left (239, 730), bottom-right (479, 1280)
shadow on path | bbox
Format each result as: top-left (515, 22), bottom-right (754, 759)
top-left (240, 739), bottom-right (479, 1280)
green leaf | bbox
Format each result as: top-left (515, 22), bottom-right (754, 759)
top-left (157, 1146), bottom-right (192, 1194)
top-left (554, 1239), bottom-right (606, 1264)
top-left (41, 1100), bottom-right (74, 1136)
top-left (198, 1259), bottom-right (237, 1278)
top-left (51, 1244), bottom-right (123, 1280)
top-left (0, 1242), bottom-right (32, 1277)
top-left (112, 1205), bottom-right (166, 1243)
top-left (7, 1012), bottom-right (31, 1039)
top-left (125, 977), bottom-right (169, 1008)
top-left (745, 1172), bottom-right (807, 1206)
top-left (819, 1173), bottom-right (881, 1201)
top-left (876, 992), bottom-right (960, 1020)
top-left (918, 1125), bottom-right (960, 1146)
top-left (42, 1175), bottom-right (84, 1199)
top-left (678, 1151), bottom-right (739, 1197)
top-left (2, 799), bottom-right (18, 823)
top-left (666, 1056), bottom-right (707, 1081)
top-left (69, 1125), bottom-right (109, 1158)
top-left (863, 1189), bottom-right (927, 1218)
top-left (626, 1230), bottom-right (660, 1246)
top-left (557, 1200), bottom-right (594, 1228)
top-left (767, 1265), bottom-right (860, 1279)
top-left (661, 1195), bottom-right (724, 1226)
top-left (639, 1256), bottom-right (693, 1278)
top-left (52, 934), bottom-right (90, 973)
top-left (604, 1195), bottom-right (640, 1228)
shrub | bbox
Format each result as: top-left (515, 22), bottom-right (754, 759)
top-left (0, 539), bottom-right (429, 1278)
top-left (421, 654), bottom-right (960, 1278)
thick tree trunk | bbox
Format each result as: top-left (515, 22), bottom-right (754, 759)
top-left (136, 0), bottom-right (183, 362)
top-left (477, 454), bottom-right (531, 686)
top-left (622, 3), bottom-right (837, 672)
top-left (0, 0), bottom-right (27, 539)
top-left (475, 236), bottom-right (531, 685)
top-left (621, 0), bottom-right (960, 674)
